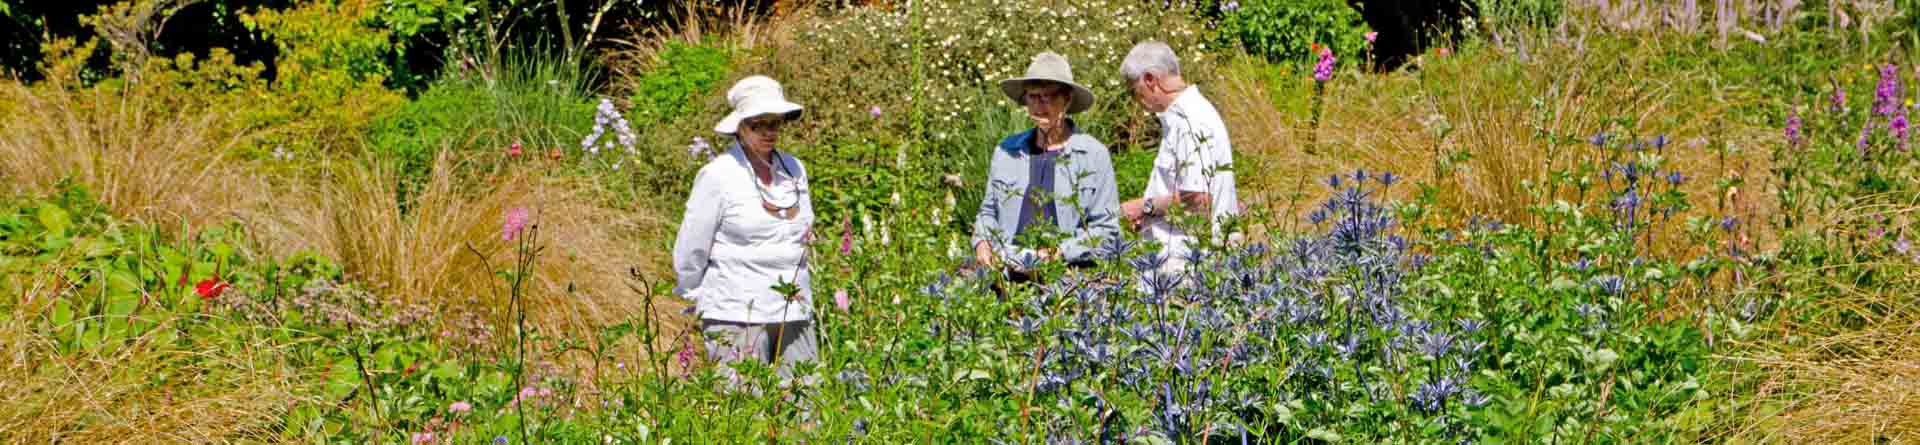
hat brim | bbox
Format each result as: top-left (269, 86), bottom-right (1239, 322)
top-left (715, 101), bottom-right (804, 135)
top-left (1000, 78), bottom-right (1095, 114)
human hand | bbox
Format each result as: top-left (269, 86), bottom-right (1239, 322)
top-left (974, 240), bottom-right (997, 269)
top-left (1121, 199), bottom-right (1148, 230)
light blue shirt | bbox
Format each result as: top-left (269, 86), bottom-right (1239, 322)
top-left (971, 123), bottom-right (1122, 264)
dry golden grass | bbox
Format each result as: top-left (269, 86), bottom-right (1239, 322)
top-left (1726, 198), bottom-right (1920, 444)
top-left (1216, 32), bottom-right (1777, 259)
top-left (247, 150), bottom-right (684, 338)
top-left (0, 81), bottom-right (267, 229)
top-left (0, 269), bottom-right (309, 444)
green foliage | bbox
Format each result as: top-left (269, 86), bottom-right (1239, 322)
top-left (1475, 0), bottom-right (1565, 34)
top-left (1214, 0), bottom-right (1370, 66)
top-left (366, 47), bottom-right (597, 186)
top-left (240, 0), bottom-right (407, 155)
top-left (628, 40), bottom-right (730, 125)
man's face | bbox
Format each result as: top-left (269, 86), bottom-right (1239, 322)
top-left (1130, 74), bottom-right (1172, 113)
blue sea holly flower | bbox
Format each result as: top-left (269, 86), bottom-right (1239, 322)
top-left (1589, 132), bottom-right (1609, 147)
top-left (1378, 171), bottom-right (1400, 187)
top-left (1652, 133), bottom-right (1670, 149)
top-left (1720, 216), bottom-right (1739, 233)
top-left (1327, 174), bottom-right (1343, 189)
top-left (1130, 251), bottom-right (1169, 272)
top-left (1666, 171), bottom-right (1686, 186)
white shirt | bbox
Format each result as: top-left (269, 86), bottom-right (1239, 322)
top-left (1143, 86), bottom-right (1239, 261)
top-left (673, 145), bottom-right (815, 323)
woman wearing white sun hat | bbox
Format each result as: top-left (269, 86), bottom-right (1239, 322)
top-left (673, 75), bottom-right (817, 379)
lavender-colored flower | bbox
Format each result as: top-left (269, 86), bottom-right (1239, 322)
top-left (1592, 275), bottom-right (1625, 295)
top-left (1588, 132), bottom-right (1608, 147)
top-left (1895, 236), bottom-right (1911, 255)
top-left (1874, 63), bottom-right (1901, 116)
top-left (1785, 107), bottom-right (1804, 147)
top-left (1313, 47), bottom-right (1336, 82)
top-left (1830, 80), bottom-right (1847, 113)
top-left (1665, 171), bottom-right (1686, 186)
top-left (494, 437), bottom-right (509, 445)
top-left (1222, 0), bottom-right (1240, 12)
top-left (1720, 216), bottom-right (1738, 232)
top-left (1455, 318), bottom-right (1486, 334)
top-left (1573, 257), bottom-right (1592, 271)
top-left (1651, 133), bottom-right (1670, 149)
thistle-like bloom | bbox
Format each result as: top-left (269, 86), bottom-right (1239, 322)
top-left (1665, 171), bottom-right (1686, 186)
top-left (1588, 132), bottom-right (1608, 147)
top-left (1313, 47), bottom-right (1336, 82)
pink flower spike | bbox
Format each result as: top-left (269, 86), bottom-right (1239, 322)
top-left (503, 207), bottom-right (530, 242)
top-left (411, 432), bottom-right (436, 444)
top-left (839, 216), bottom-right (854, 255)
top-left (448, 401), bottom-right (472, 414)
top-left (834, 288), bottom-right (851, 312)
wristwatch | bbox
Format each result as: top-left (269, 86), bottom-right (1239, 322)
top-left (1142, 196), bottom-right (1157, 217)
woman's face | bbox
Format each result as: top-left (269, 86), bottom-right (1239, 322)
top-left (739, 116), bottom-right (785, 152)
top-left (1023, 83), bottom-right (1070, 133)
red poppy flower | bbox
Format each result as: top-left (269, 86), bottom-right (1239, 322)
top-left (195, 278), bottom-right (230, 300)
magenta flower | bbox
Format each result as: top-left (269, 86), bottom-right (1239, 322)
top-left (411, 432), bottom-right (436, 444)
top-left (1874, 63), bottom-right (1902, 116)
top-left (1893, 108), bottom-right (1911, 150)
top-left (1364, 31), bottom-right (1378, 43)
top-left (839, 215), bottom-right (854, 254)
top-left (869, 106), bottom-right (883, 118)
top-left (448, 401), bottom-right (473, 414)
top-left (1313, 47), bottom-right (1336, 82)
top-left (674, 338), bottom-right (696, 371)
top-left (503, 207), bottom-right (530, 242)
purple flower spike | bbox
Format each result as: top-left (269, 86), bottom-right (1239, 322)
top-left (1785, 107), bottom-right (1804, 148)
top-left (1313, 47), bottom-right (1336, 82)
top-left (1874, 64), bottom-right (1902, 116)
top-left (1892, 108), bottom-right (1911, 151)
top-left (1830, 80), bottom-right (1847, 114)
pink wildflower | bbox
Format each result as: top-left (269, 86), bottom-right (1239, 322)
top-left (448, 401), bottom-right (472, 414)
top-left (834, 288), bottom-right (851, 312)
top-left (503, 207), bottom-right (530, 242)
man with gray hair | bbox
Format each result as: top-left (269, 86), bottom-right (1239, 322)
top-left (1118, 41), bottom-right (1240, 273)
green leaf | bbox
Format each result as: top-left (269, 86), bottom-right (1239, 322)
top-left (1305, 428), bottom-right (1341, 442)
top-left (36, 204), bottom-right (71, 237)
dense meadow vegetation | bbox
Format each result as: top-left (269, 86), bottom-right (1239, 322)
top-left (2, 0), bottom-right (1918, 443)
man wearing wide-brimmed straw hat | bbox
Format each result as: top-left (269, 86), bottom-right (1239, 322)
top-left (674, 75), bottom-right (818, 382)
top-left (970, 52), bottom-right (1122, 283)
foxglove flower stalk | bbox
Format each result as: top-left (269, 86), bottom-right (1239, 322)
top-left (1313, 47), bottom-right (1336, 82)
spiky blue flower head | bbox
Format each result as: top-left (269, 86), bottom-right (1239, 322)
top-left (1327, 174), bottom-right (1343, 189)
top-left (1378, 171), bottom-right (1400, 187)
top-left (1010, 316), bottom-right (1044, 335)
top-left (1130, 251), bottom-right (1169, 273)
top-left (1589, 132), bottom-right (1609, 147)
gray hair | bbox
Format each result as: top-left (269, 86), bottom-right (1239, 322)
top-left (1120, 41), bottom-right (1181, 81)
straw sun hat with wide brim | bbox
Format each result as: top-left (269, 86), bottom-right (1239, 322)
top-left (714, 75), bottom-right (804, 135)
top-left (998, 52), bottom-right (1095, 114)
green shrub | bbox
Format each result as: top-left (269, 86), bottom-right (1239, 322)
top-left (366, 48), bottom-right (597, 187)
top-left (1213, 0), bottom-right (1370, 66)
top-left (628, 40), bottom-right (730, 125)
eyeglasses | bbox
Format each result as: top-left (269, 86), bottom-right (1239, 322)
top-left (1023, 91), bottom-right (1067, 106)
top-left (743, 118), bottom-right (786, 132)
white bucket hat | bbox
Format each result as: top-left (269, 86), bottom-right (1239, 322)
top-left (714, 75), bottom-right (804, 135)
top-left (999, 51), bottom-right (1095, 114)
